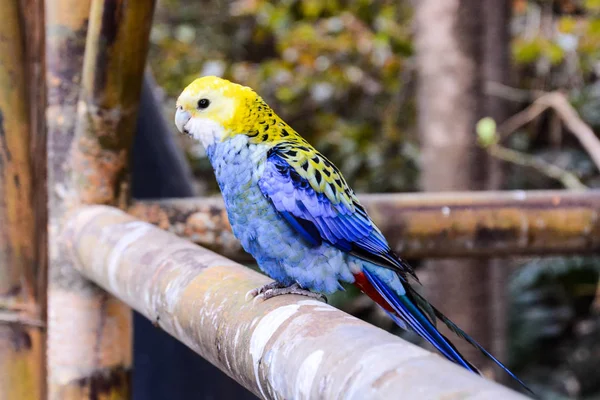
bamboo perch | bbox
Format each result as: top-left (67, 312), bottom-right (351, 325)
top-left (47, 0), bottom-right (155, 398)
top-left (64, 205), bottom-right (531, 400)
top-left (129, 190), bottom-right (600, 260)
top-left (0, 0), bottom-right (45, 398)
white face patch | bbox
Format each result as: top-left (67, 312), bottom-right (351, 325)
top-left (185, 117), bottom-right (226, 148)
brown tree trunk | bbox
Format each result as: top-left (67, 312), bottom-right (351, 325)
top-left (414, 0), bottom-right (494, 372)
top-left (482, 0), bottom-right (512, 369)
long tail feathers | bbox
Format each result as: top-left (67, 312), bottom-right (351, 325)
top-left (356, 269), bottom-right (535, 396)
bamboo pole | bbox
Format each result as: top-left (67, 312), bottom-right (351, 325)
top-left (72, 0), bottom-right (156, 207)
top-left (19, 0), bottom-right (49, 396)
top-left (45, 1), bottom-right (95, 397)
top-left (130, 190), bottom-right (600, 260)
top-left (0, 0), bottom-right (45, 398)
top-left (63, 205), bottom-right (531, 400)
top-left (46, 0), bottom-right (155, 398)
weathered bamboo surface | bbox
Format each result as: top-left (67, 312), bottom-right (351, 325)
top-left (0, 0), bottom-right (45, 398)
top-left (19, 1), bottom-right (50, 396)
top-left (131, 190), bottom-right (600, 260)
top-left (64, 205), bottom-right (531, 400)
top-left (72, 0), bottom-right (156, 206)
top-left (46, 1), bottom-right (100, 397)
top-left (46, 0), bottom-right (155, 398)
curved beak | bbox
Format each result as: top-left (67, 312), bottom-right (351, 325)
top-left (175, 107), bottom-right (192, 134)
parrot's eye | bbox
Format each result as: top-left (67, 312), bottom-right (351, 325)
top-left (197, 98), bottom-right (210, 109)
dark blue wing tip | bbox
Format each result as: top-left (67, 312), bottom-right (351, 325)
top-left (363, 269), bottom-right (537, 398)
top-left (482, 352), bottom-right (536, 397)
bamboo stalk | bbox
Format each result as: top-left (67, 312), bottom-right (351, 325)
top-left (46, 0), bottom-right (156, 398)
top-left (19, 0), bottom-right (49, 396)
top-left (63, 205), bottom-right (531, 400)
top-left (0, 0), bottom-right (45, 398)
top-left (72, 0), bottom-right (157, 207)
top-left (18, 0), bottom-right (48, 275)
top-left (46, 1), bottom-right (95, 398)
top-left (130, 190), bottom-right (600, 259)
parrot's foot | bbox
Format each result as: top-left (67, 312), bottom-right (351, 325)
top-left (245, 281), bottom-right (287, 301)
top-left (247, 282), bottom-right (327, 303)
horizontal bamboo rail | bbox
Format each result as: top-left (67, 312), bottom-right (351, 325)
top-left (130, 189), bottom-right (600, 260)
top-left (63, 205), bottom-right (531, 399)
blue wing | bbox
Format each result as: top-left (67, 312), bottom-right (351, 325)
top-left (258, 147), bottom-right (417, 281)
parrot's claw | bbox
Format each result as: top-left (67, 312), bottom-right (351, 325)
top-left (245, 281), bottom-right (287, 301)
top-left (250, 282), bottom-right (327, 304)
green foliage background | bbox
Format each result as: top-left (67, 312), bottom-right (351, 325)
top-left (150, 0), bottom-right (419, 194)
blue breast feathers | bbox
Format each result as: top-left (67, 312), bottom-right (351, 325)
top-left (258, 147), bottom-right (415, 280)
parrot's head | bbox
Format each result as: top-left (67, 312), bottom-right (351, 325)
top-left (175, 76), bottom-right (272, 148)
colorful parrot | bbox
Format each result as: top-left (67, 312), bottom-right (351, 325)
top-left (175, 76), bottom-right (532, 393)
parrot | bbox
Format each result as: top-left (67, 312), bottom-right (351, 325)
top-left (174, 76), bottom-right (532, 394)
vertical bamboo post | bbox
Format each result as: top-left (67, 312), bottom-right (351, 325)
top-left (46, 0), bottom-right (156, 398)
top-left (45, 0), bottom-right (96, 398)
top-left (19, 0), bottom-right (49, 396)
top-left (72, 0), bottom-right (157, 207)
top-left (19, 0), bottom-right (48, 270)
top-left (0, 0), bottom-right (45, 398)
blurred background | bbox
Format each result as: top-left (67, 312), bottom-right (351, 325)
top-left (141, 0), bottom-right (600, 399)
